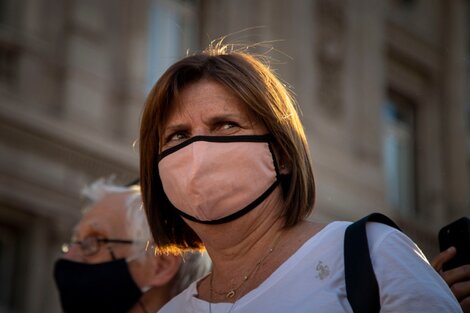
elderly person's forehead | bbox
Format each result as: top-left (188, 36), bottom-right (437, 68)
top-left (75, 192), bottom-right (135, 237)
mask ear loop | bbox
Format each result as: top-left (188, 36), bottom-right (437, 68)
top-left (107, 244), bottom-right (152, 293)
top-left (125, 248), bottom-right (153, 294)
top-left (107, 245), bottom-right (143, 263)
top-left (267, 140), bottom-right (281, 180)
top-left (107, 246), bottom-right (117, 260)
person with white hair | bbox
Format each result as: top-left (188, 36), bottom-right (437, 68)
top-left (53, 179), bottom-right (211, 313)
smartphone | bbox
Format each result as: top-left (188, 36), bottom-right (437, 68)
top-left (438, 216), bottom-right (470, 271)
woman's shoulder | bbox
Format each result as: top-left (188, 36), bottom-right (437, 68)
top-left (363, 220), bottom-right (415, 255)
top-left (299, 218), bottom-right (409, 258)
top-left (298, 217), bottom-right (404, 246)
top-left (299, 220), bottom-right (350, 243)
top-left (299, 220), bottom-right (350, 236)
top-left (283, 220), bottom-right (351, 257)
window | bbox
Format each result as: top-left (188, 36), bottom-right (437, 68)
top-left (146, 0), bottom-right (199, 91)
top-left (383, 93), bottom-right (417, 215)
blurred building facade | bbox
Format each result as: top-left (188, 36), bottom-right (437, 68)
top-left (0, 0), bottom-right (468, 312)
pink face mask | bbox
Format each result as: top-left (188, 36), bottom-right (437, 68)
top-left (158, 135), bottom-right (280, 224)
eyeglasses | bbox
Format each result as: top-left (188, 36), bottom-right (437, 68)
top-left (61, 237), bottom-right (134, 257)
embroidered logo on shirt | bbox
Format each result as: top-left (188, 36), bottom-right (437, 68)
top-left (315, 261), bottom-right (330, 280)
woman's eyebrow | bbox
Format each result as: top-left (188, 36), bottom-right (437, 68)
top-left (206, 113), bottom-right (245, 124)
top-left (162, 123), bottom-right (189, 135)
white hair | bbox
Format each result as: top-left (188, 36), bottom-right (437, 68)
top-left (81, 178), bottom-right (151, 255)
top-left (171, 251), bottom-right (211, 296)
top-left (81, 178), bottom-right (211, 293)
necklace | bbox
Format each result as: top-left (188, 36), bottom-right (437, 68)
top-left (208, 230), bottom-right (283, 312)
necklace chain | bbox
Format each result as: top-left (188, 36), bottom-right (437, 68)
top-left (209, 245), bottom-right (273, 299)
top-left (208, 231), bottom-right (283, 313)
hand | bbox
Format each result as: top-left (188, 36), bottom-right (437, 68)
top-left (432, 247), bottom-right (470, 312)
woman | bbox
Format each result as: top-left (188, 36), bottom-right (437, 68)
top-left (139, 46), bottom-right (461, 312)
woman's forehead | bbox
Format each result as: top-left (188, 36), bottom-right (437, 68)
top-left (160, 80), bottom-right (256, 128)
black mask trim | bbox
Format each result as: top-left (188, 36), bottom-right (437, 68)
top-left (158, 134), bottom-right (274, 161)
top-left (175, 179), bottom-right (280, 225)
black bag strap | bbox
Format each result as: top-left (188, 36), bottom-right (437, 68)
top-left (344, 213), bottom-right (401, 313)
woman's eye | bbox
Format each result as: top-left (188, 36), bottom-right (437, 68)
top-left (170, 132), bottom-right (186, 141)
top-left (163, 132), bottom-right (187, 146)
top-left (220, 121), bottom-right (238, 130)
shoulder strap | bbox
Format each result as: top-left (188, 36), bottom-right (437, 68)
top-left (344, 213), bottom-right (401, 313)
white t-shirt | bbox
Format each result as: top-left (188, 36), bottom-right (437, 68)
top-left (159, 221), bottom-right (462, 313)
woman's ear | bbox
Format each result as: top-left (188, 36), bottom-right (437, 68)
top-left (271, 141), bottom-right (291, 175)
top-left (279, 162), bottom-right (291, 175)
top-left (277, 154), bottom-right (292, 175)
top-left (146, 254), bottom-right (181, 287)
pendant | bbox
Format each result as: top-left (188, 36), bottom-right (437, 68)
top-left (226, 290), bottom-right (235, 298)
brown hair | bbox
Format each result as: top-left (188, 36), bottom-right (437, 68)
top-left (140, 46), bottom-right (315, 252)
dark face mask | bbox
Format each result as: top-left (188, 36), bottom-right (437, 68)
top-left (53, 258), bottom-right (143, 313)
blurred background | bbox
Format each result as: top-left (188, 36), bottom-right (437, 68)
top-left (0, 0), bottom-right (469, 312)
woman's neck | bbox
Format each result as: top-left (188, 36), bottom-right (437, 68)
top-left (209, 213), bottom-right (285, 274)
top-left (189, 188), bottom-right (325, 302)
top-left (197, 218), bottom-right (323, 303)
top-left (190, 188), bottom-right (286, 270)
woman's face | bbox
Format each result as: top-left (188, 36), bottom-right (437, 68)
top-left (160, 79), bottom-right (268, 151)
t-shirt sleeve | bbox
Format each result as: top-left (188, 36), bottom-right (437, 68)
top-left (366, 223), bottom-right (463, 313)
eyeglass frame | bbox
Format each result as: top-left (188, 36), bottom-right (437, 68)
top-left (61, 236), bottom-right (136, 257)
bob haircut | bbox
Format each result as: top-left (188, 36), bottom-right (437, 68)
top-left (140, 46), bottom-right (315, 252)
